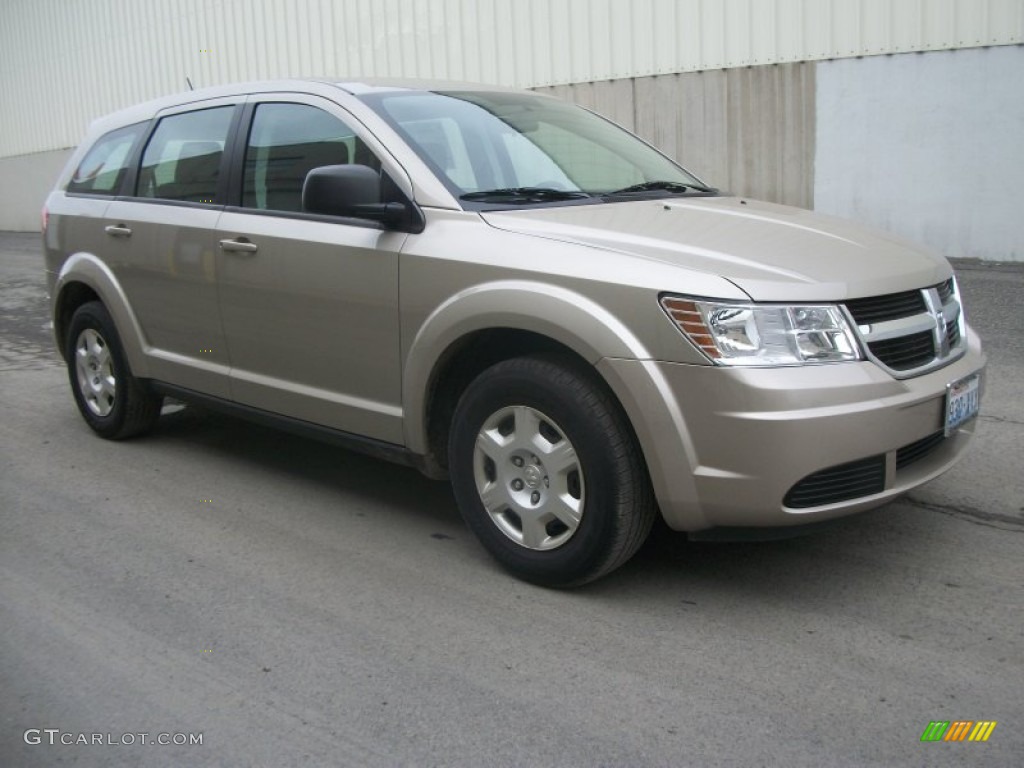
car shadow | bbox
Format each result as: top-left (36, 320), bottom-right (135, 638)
top-left (151, 401), bottom-right (918, 602)
top-left (154, 401), bottom-right (461, 529)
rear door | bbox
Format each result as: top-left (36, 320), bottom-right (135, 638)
top-left (215, 94), bottom-right (407, 444)
top-left (103, 99), bottom-right (240, 397)
top-left (52, 122), bottom-right (149, 284)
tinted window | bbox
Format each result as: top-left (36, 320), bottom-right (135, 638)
top-left (243, 103), bottom-right (380, 212)
top-left (137, 107), bottom-right (234, 203)
top-left (68, 123), bottom-right (145, 195)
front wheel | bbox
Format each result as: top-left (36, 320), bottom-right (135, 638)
top-left (65, 301), bottom-right (162, 439)
top-left (448, 356), bottom-right (655, 587)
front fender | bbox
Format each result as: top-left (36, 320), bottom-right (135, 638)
top-left (402, 279), bottom-right (653, 454)
top-left (55, 252), bottom-right (151, 377)
top-left (402, 279), bottom-right (706, 528)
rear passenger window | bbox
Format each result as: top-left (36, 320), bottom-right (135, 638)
top-left (243, 103), bottom-right (381, 213)
top-left (68, 123), bottom-right (145, 195)
top-left (137, 106), bottom-right (234, 203)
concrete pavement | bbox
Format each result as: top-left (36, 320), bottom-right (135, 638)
top-left (2, 232), bottom-right (1021, 766)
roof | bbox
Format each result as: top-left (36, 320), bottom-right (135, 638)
top-left (83, 78), bottom-right (530, 136)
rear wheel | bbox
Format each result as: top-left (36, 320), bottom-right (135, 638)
top-left (449, 356), bottom-right (655, 587)
top-left (65, 301), bottom-right (162, 439)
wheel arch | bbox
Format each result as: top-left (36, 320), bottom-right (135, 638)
top-left (54, 281), bottom-right (101, 357)
top-left (403, 281), bottom-right (654, 478)
top-left (53, 253), bottom-right (150, 377)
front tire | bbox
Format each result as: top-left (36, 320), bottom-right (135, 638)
top-left (65, 301), bottom-right (162, 439)
top-left (449, 356), bottom-right (655, 587)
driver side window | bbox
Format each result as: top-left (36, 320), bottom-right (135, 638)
top-left (242, 102), bottom-right (381, 213)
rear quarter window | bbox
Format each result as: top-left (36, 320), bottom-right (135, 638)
top-left (67, 123), bottom-right (146, 195)
top-left (136, 106), bottom-right (234, 204)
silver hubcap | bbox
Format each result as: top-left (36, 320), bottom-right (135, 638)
top-left (473, 405), bottom-right (585, 551)
top-left (74, 328), bottom-right (116, 417)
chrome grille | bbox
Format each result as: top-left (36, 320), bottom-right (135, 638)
top-left (844, 278), bottom-right (966, 378)
top-left (866, 330), bottom-right (935, 371)
top-left (845, 290), bottom-right (926, 324)
top-left (936, 278), bottom-right (955, 304)
top-left (946, 320), bottom-right (961, 348)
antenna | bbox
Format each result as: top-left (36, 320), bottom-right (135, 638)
top-left (186, 76), bottom-right (194, 91)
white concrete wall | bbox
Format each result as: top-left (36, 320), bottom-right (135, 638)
top-left (0, 148), bottom-right (74, 233)
top-left (815, 45), bottom-right (1024, 262)
top-left (537, 62), bottom-right (816, 209)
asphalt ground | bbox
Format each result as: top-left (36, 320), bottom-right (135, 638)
top-left (1, 231), bottom-right (1022, 767)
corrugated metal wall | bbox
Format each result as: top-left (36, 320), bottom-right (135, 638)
top-left (2, 0), bottom-right (1022, 157)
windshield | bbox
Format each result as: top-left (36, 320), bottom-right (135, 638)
top-left (359, 90), bottom-right (712, 207)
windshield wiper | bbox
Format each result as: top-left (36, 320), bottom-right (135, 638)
top-left (460, 187), bottom-right (591, 203)
top-left (606, 180), bottom-right (717, 196)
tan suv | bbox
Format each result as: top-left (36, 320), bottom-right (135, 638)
top-left (43, 79), bottom-right (985, 586)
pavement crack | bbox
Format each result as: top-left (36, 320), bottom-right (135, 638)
top-left (903, 495), bottom-right (1024, 531)
top-left (979, 414), bottom-right (1024, 426)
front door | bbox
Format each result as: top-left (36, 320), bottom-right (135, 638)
top-left (215, 98), bottom-right (406, 444)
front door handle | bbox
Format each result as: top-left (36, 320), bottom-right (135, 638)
top-left (104, 224), bottom-right (132, 237)
top-left (218, 237), bottom-right (258, 254)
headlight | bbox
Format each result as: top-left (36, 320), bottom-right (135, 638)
top-left (660, 296), bottom-right (863, 366)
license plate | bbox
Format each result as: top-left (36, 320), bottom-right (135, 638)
top-left (944, 374), bottom-right (981, 436)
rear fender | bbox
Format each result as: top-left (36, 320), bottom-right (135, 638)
top-left (54, 252), bottom-right (151, 377)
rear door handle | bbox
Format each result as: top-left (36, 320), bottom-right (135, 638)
top-left (104, 224), bottom-right (132, 237)
top-left (219, 237), bottom-right (258, 253)
top-left (218, 237), bottom-right (258, 254)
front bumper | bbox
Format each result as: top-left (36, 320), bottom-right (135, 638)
top-left (598, 327), bottom-right (986, 532)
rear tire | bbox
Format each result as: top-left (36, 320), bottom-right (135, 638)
top-left (448, 356), bottom-right (655, 587)
top-left (65, 301), bottom-right (162, 439)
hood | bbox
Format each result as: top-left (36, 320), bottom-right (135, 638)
top-left (480, 197), bottom-right (951, 302)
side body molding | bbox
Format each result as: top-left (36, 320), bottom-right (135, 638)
top-left (54, 252), bottom-right (151, 377)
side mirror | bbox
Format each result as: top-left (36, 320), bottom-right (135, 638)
top-left (302, 165), bottom-right (422, 232)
